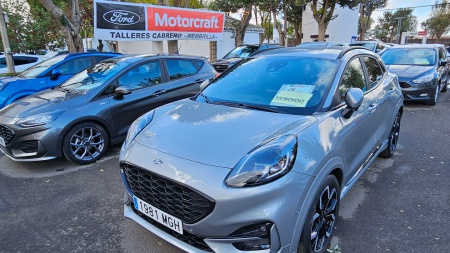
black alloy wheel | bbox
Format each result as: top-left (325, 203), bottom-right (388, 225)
top-left (63, 122), bottom-right (109, 165)
top-left (298, 175), bottom-right (340, 253)
top-left (379, 111), bottom-right (402, 158)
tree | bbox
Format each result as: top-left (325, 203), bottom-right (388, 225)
top-left (375, 8), bottom-right (416, 43)
top-left (37, 0), bottom-right (83, 52)
top-left (0, 0), bottom-right (64, 53)
top-left (286, 0), bottom-right (306, 45)
top-left (209, 0), bottom-right (255, 47)
top-left (358, 0), bottom-right (388, 41)
top-left (421, 0), bottom-right (450, 42)
top-left (307, 0), bottom-right (359, 41)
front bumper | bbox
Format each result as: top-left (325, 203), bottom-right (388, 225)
top-left (120, 141), bottom-right (311, 253)
top-left (0, 114), bottom-right (64, 161)
top-left (399, 80), bottom-right (437, 101)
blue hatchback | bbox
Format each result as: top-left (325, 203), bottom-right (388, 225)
top-left (0, 52), bottom-right (120, 108)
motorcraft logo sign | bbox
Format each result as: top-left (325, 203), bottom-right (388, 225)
top-left (94, 0), bottom-right (225, 41)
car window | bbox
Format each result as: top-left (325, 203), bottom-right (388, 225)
top-left (95, 56), bottom-right (113, 63)
top-left (363, 57), bottom-right (384, 89)
top-left (13, 56), bottom-right (39, 65)
top-left (195, 59), bottom-right (204, 68)
top-left (119, 61), bottom-right (162, 90)
top-left (381, 48), bottom-right (436, 66)
top-left (339, 58), bottom-right (367, 102)
top-left (58, 57), bottom-right (91, 75)
top-left (18, 55), bottom-right (67, 78)
top-left (165, 59), bottom-right (197, 80)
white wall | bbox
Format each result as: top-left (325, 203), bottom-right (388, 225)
top-left (118, 41), bottom-right (163, 54)
top-left (302, 4), bottom-right (359, 43)
top-left (216, 31), bottom-right (261, 59)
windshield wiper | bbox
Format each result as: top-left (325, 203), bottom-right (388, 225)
top-left (214, 101), bottom-right (279, 113)
top-left (198, 92), bottom-right (213, 104)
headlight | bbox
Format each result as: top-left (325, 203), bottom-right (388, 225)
top-left (15, 110), bottom-right (65, 127)
top-left (412, 73), bottom-right (435, 84)
top-left (225, 135), bottom-right (297, 187)
top-left (123, 110), bottom-right (154, 149)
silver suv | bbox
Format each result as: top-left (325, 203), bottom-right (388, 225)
top-left (119, 47), bottom-right (404, 253)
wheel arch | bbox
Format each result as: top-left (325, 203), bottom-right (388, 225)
top-left (56, 117), bottom-right (113, 158)
top-left (288, 156), bottom-right (344, 252)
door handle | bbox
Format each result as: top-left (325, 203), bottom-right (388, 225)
top-left (368, 103), bottom-right (378, 113)
top-left (152, 90), bottom-right (166, 96)
top-left (194, 79), bottom-right (204, 84)
top-left (388, 87), bottom-right (396, 94)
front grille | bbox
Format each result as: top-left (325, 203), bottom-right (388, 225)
top-left (20, 141), bottom-right (39, 153)
top-left (399, 82), bottom-right (412, 88)
top-left (121, 163), bottom-right (215, 224)
top-left (213, 64), bottom-right (229, 73)
top-left (132, 208), bottom-right (213, 252)
top-left (0, 125), bottom-right (15, 144)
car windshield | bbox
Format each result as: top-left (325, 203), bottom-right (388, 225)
top-left (223, 46), bottom-right (258, 59)
top-left (351, 42), bottom-right (375, 51)
top-left (57, 58), bottom-right (128, 93)
top-left (381, 48), bottom-right (436, 66)
top-left (199, 56), bottom-right (338, 115)
top-left (17, 55), bottom-right (67, 78)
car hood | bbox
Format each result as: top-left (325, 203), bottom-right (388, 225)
top-left (212, 58), bottom-right (243, 65)
top-left (386, 65), bottom-right (435, 79)
top-left (0, 76), bottom-right (27, 84)
top-left (0, 88), bottom-right (84, 118)
top-left (134, 100), bottom-right (317, 168)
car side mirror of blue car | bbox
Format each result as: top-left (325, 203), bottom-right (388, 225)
top-left (342, 88), bottom-right (364, 119)
top-left (439, 59), bottom-right (448, 66)
top-left (50, 68), bottom-right (63, 80)
top-left (113, 86), bottom-right (132, 100)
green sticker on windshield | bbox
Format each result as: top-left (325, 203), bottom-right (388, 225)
top-left (270, 84), bottom-right (314, 107)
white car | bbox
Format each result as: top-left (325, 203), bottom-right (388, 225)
top-left (0, 54), bottom-right (43, 74)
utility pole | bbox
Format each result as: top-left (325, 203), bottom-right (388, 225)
top-left (393, 17), bottom-right (406, 44)
top-left (0, 1), bottom-right (14, 73)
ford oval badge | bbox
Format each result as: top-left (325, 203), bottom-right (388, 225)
top-left (103, 10), bottom-right (140, 25)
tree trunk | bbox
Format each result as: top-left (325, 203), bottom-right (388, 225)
top-left (97, 39), bottom-right (104, 52)
top-left (272, 10), bottom-right (284, 46)
top-left (39, 0), bottom-right (83, 52)
top-left (294, 22), bottom-right (301, 45)
top-left (234, 3), bottom-right (252, 47)
top-left (318, 22), bottom-right (327, 41)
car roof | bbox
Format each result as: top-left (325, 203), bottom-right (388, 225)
top-left (251, 46), bottom-right (372, 60)
top-left (104, 53), bottom-right (208, 63)
top-left (386, 44), bottom-right (440, 49)
top-left (62, 52), bottom-right (121, 59)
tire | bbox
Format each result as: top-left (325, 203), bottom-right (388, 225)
top-left (62, 122), bottom-right (109, 165)
top-left (429, 84), bottom-right (439, 106)
top-left (379, 111), bottom-right (401, 158)
top-left (442, 80), bottom-right (448, 92)
top-left (298, 175), bottom-right (340, 253)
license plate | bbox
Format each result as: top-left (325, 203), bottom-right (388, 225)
top-left (133, 196), bottom-right (183, 234)
top-left (0, 137), bottom-right (5, 147)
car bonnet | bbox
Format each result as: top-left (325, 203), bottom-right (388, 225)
top-left (386, 65), bottom-right (435, 80)
top-left (134, 100), bottom-right (317, 168)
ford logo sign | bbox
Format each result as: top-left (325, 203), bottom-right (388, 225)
top-left (103, 10), bottom-right (140, 25)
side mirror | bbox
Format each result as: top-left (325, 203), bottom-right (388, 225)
top-left (440, 59), bottom-right (448, 66)
top-left (50, 68), bottom-right (63, 80)
top-left (113, 86), bottom-right (132, 99)
top-left (342, 88), bottom-right (364, 119)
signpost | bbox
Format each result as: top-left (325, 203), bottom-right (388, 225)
top-left (94, 0), bottom-right (225, 41)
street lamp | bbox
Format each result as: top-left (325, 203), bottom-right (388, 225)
top-left (393, 17), bottom-right (406, 44)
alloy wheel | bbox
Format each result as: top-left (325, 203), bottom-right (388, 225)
top-left (69, 127), bottom-right (105, 161)
top-left (310, 185), bottom-right (338, 252)
top-left (389, 113), bottom-right (401, 154)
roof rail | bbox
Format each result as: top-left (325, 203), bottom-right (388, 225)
top-left (337, 46), bottom-right (370, 59)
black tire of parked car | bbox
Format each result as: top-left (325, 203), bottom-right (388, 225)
top-left (297, 175), bottom-right (340, 253)
top-left (442, 80), bottom-right (447, 92)
top-left (430, 84), bottom-right (440, 106)
top-left (379, 111), bottom-right (402, 158)
top-left (62, 122), bottom-right (109, 165)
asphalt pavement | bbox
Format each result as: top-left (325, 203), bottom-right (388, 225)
top-left (0, 92), bottom-right (449, 253)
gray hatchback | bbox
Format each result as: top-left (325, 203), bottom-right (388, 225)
top-left (119, 47), bottom-right (403, 252)
top-left (0, 54), bottom-right (216, 164)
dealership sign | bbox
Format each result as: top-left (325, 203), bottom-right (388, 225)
top-left (94, 0), bottom-right (225, 41)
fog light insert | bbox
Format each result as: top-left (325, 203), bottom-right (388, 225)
top-left (230, 222), bottom-right (273, 251)
top-left (420, 93), bottom-right (428, 97)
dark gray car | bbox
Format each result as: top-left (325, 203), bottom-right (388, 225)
top-left (0, 54), bottom-right (216, 164)
top-left (119, 47), bottom-right (404, 253)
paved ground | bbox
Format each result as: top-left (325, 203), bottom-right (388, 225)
top-left (0, 92), bottom-right (449, 253)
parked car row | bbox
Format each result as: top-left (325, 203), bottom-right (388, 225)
top-left (0, 42), bottom-right (446, 253)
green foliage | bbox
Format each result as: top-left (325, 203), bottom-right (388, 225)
top-left (0, 0), bottom-right (65, 53)
top-left (375, 8), bottom-right (417, 42)
top-left (421, 0), bottom-right (450, 40)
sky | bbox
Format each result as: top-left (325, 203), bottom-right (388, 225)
top-left (371, 0), bottom-right (435, 31)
